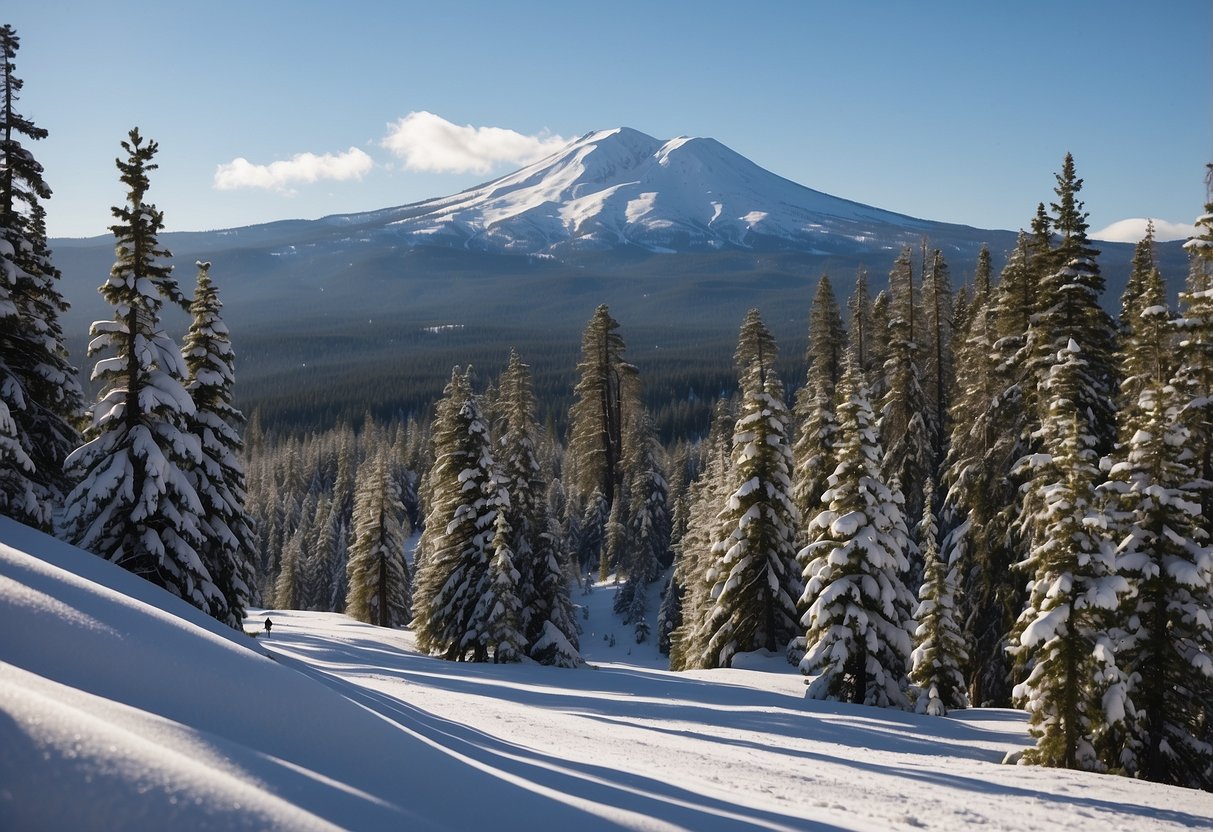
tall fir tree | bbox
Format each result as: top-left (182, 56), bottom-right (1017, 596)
top-left (479, 510), bottom-right (526, 663)
top-left (495, 349), bottom-right (580, 663)
top-left (61, 130), bottom-right (220, 615)
top-left (1119, 220), bottom-right (1157, 338)
top-left (921, 249), bottom-right (954, 465)
top-left (910, 480), bottom-right (969, 715)
top-left (800, 353), bottom-right (916, 708)
top-left (1026, 153), bottom-right (1118, 456)
top-left (792, 275), bottom-right (846, 537)
top-left (1176, 169), bottom-right (1213, 542)
top-left (880, 248), bottom-right (934, 579)
top-left (0, 25), bottom-right (83, 529)
top-left (698, 310), bottom-right (801, 668)
top-left (614, 410), bottom-right (671, 624)
top-left (942, 237), bottom-right (1034, 707)
top-left (1010, 340), bottom-right (1127, 771)
top-left (345, 454), bottom-right (411, 627)
top-left (1104, 357), bottom-right (1213, 787)
top-left (412, 367), bottom-right (507, 661)
top-left (567, 304), bottom-right (636, 510)
top-left (181, 260), bottom-right (258, 627)
top-left (668, 402), bottom-right (736, 670)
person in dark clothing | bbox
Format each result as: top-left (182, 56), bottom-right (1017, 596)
top-left (264, 618), bottom-right (273, 636)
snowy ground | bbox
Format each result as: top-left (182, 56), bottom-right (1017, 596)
top-left (2, 516), bottom-right (1211, 831)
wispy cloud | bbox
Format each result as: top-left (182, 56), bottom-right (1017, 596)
top-left (382, 111), bottom-right (568, 174)
top-left (213, 147), bottom-right (374, 192)
top-left (1091, 217), bottom-right (1196, 243)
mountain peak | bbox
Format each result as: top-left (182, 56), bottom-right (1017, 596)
top-left (367, 128), bottom-right (937, 254)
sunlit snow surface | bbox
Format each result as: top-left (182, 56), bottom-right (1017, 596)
top-left (2, 515), bottom-right (1211, 830)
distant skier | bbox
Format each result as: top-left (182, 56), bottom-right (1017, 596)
top-left (264, 618), bottom-right (273, 637)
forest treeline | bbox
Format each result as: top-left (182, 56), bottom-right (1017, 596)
top-left (3, 23), bottom-right (1213, 790)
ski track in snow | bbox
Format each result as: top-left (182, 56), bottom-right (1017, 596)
top-left (2, 516), bottom-right (1212, 831)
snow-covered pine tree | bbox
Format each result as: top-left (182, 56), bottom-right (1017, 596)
top-left (1026, 153), bottom-right (1119, 457)
top-left (655, 566), bottom-right (683, 654)
top-left (698, 310), bottom-right (802, 669)
top-left (601, 487), bottom-right (630, 584)
top-left (1104, 370), bottom-right (1213, 787)
top-left (0, 25), bottom-right (83, 529)
top-left (614, 411), bottom-right (671, 622)
top-left (61, 130), bottom-right (220, 615)
top-left (792, 275), bottom-right (845, 538)
top-left (495, 349), bottom-right (580, 664)
top-left (181, 260), bottom-right (257, 628)
top-left (1176, 172), bottom-right (1213, 541)
top-left (578, 489), bottom-right (609, 573)
top-left (412, 367), bottom-right (507, 661)
top-left (1010, 340), bottom-right (1127, 771)
top-left (1103, 207), bottom-right (1213, 786)
top-left (800, 354), bottom-right (916, 708)
top-left (1119, 220), bottom-right (1157, 339)
top-left (479, 510), bottom-right (526, 663)
top-left (668, 402), bottom-right (735, 670)
top-left (345, 453), bottom-right (411, 627)
top-left (910, 480), bottom-right (969, 715)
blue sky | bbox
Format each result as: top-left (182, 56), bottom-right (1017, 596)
top-left (8, 1), bottom-right (1211, 241)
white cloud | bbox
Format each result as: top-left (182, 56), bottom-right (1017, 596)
top-left (213, 147), bottom-right (374, 191)
top-left (382, 111), bottom-right (568, 174)
top-left (1091, 217), bottom-right (1197, 243)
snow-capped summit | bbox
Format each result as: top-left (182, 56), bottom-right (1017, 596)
top-left (359, 127), bottom-right (934, 254)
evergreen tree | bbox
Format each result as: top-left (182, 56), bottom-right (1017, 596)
top-left (846, 268), bottom-right (875, 381)
top-left (1105, 231), bottom-right (1213, 786)
top-left (0, 25), bottom-right (83, 529)
top-left (1175, 174), bottom-right (1213, 542)
top-left (941, 238), bottom-right (1032, 707)
top-left (345, 454), bottom-right (411, 627)
top-left (61, 130), bottom-right (220, 615)
top-left (274, 523), bottom-right (304, 610)
top-left (699, 310), bottom-right (801, 668)
top-left (1010, 340), bottom-right (1127, 771)
top-left (496, 350), bottom-right (580, 662)
top-left (910, 480), bottom-right (969, 715)
top-left (655, 566), bottom-right (684, 655)
top-left (800, 355), bottom-right (916, 708)
top-left (615, 410), bottom-right (671, 619)
top-left (668, 403), bottom-right (735, 669)
top-left (578, 490), bottom-right (609, 573)
top-left (792, 275), bottom-right (845, 535)
top-left (921, 249), bottom-right (954, 464)
top-left (412, 368), bottom-right (506, 661)
top-left (1027, 153), bottom-right (1118, 456)
top-left (567, 304), bottom-right (636, 509)
top-left (480, 510), bottom-right (526, 663)
top-left (601, 494), bottom-right (626, 583)
top-left (182, 260), bottom-right (257, 628)
top-left (1119, 220), bottom-right (1157, 338)
top-left (880, 248), bottom-right (934, 577)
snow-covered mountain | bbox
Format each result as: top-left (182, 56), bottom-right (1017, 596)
top-left (326, 126), bottom-right (939, 254)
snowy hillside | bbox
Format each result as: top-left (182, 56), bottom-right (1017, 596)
top-left (3, 516), bottom-right (1211, 831)
top-left (334, 127), bottom-right (940, 254)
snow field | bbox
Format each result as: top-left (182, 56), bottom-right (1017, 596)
top-left (2, 517), bottom-right (1211, 831)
